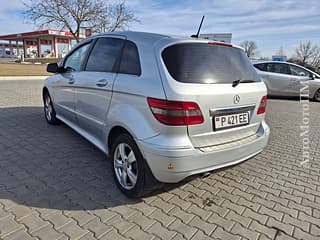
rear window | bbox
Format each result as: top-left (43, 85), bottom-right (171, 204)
top-left (162, 43), bottom-right (259, 84)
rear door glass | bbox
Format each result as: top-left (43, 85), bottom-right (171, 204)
top-left (85, 37), bottom-right (124, 72)
top-left (266, 63), bottom-right (290, 75)
top-left (162, 43), bottom-right (259, 84)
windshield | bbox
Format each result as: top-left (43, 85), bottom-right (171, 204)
top-left (162, 43), bottom-right (259, 84)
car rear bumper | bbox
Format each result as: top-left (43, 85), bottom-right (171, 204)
top-left (138, 120), bottom-right (270, 183)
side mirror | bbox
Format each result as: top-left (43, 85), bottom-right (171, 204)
top-left (310, 74), bottom-right (316, 80)
top-left (47, 63), bottom-right (59, 73)
top-left (47, 63), bottom-right (65, 73)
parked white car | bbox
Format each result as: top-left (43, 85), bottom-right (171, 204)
top-left (253, 61), bottom-right (320, 101)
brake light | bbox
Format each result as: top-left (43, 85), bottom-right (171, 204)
top-left (257, 96), bottom-right (267, 115)
top-left (208, 42), bottom-right (232, 47)
top-left (147, 98), bottom-right (204, 126)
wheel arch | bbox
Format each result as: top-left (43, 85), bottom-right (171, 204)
top-left (107, 126), bottom-right (133, 152)
top-left (42, 87), bottom-right (49, 100)
top-left (313, 87), bottom-right (320, 101)
top-left (107, 125), bottom-right (161, 196)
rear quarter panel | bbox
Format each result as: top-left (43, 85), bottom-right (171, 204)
top-left (106, 36), bottom-right (168, 143)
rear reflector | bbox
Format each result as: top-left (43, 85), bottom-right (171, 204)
top-left (257, 96), bottom-right (267, 115)
top-left (208, 42), bottom-right (232, 47)
top-left (147, 98), bottom-right (204, 126)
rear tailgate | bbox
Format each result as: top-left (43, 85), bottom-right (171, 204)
top-left (157, 40), bottom-right (267, 148)
top-left (181, 82), bottom-right (266, 147)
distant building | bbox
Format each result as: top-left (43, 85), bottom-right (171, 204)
top-left (272, 55), bottom-right (287, 62)
top-left (199, 33), bottom-right (232, 43)
top-left (0, 29), bottom-right (85, 58)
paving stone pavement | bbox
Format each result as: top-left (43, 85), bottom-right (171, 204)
top-left (0, 79), bottom-right (320, 240)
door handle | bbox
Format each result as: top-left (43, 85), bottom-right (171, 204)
top-left (96, 79), bottom-right (108, 87)
top-left (68, 76), bottom-right (75, 84)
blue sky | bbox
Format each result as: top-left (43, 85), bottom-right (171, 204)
top-left (1, 0), bottom-right (319, 57)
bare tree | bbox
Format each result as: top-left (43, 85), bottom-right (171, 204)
top-left (23, 0), bottom-right (138, 42)
top-left (311, 49), bottom-right (320, 73)
top-left (240, 40), bottom-right (258, 58)
top-left (295, 41), bottom-right (318, 65)
top-left (91, 2), bottom-right (138, 33)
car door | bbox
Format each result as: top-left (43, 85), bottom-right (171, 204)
top-left (264, 62), bottom-right (292, 96)
top-left (74, 36), bottom-right (125, 141)
top-left (287, 64), bottom-right (311, 96)
top-left (51, 42), bottom-right (92, 124)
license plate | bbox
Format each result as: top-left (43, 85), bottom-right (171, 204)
top-left (214, 112), bottom-right (249, 130)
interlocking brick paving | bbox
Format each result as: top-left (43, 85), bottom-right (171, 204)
top-left (0, 79), bottom-right (319, 239)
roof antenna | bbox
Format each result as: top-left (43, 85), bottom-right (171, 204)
top-left (191, 15), bottom-right (205, 38)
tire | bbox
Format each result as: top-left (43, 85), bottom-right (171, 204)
top-left (111, 133), bottom-right (160, 197)
top-left (314, 89), bottom-right (320, 102)
top-left (43, 92), bottom-right (60, 125)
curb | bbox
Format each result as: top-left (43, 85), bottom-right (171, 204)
top-left (0, 76), bottom-right (48, 81)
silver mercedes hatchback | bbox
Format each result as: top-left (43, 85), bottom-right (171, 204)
top-left (44, 31), bottom-right (270, 197)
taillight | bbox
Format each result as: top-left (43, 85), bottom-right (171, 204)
top-left (257, 96), bottom-right (267, 115)
top-left (147, 98), bottom-right (204, 126)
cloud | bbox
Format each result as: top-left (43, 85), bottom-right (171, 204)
top-left (124, 0), bottom-right (320, 57)
top-left (0, 0), bottom-right (319, 57)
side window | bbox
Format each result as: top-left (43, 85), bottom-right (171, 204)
top-left (289, 65), bottom-right (310, 77)
top-left (119, 41), bottom-right (141, 76)
top-left (266, 63), bottom-right (290, 75)
top-left (85, 37), bottom-right (124, 72)
top-left (64, 43), bottom-right (91, 71)
top-left (254, 63), bottom-right (267, 71)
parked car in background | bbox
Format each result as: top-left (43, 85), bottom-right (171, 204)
top-left (253, 61), bottom-right (320, 101)
top-left (43, 31), bottom-right (270, 197)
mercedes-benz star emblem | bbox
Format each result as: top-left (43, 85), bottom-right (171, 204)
top-left (233, 95), bottom-right (240, 104)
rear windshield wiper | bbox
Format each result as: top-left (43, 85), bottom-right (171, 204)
top-left (232, 79), bottom-right (255, 87)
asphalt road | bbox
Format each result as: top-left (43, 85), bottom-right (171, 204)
top-left (0, 79), bottom-right (319, 240)
top-left (0, 58), bottom-right (17, 64)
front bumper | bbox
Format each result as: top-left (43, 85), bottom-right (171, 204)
top-left (138, 120), bottom-right (270, 183)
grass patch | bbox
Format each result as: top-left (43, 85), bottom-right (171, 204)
top-left (0, 63), bottom-right (52, 76)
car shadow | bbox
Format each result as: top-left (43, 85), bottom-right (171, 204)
top-left (0, 106), bottom-right (252, 211)
top-left (0, 106), bottom-right (146, 210)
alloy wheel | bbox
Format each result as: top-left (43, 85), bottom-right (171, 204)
top-left (44, 95), bottom-right (53, 121)
top-left (113, 143), bottom-right (138, 190)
